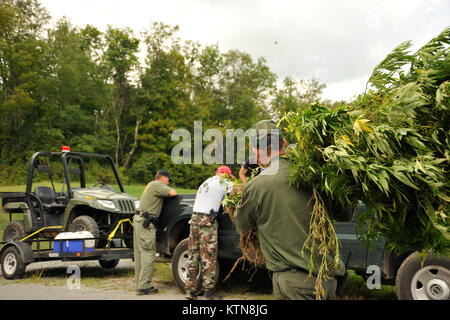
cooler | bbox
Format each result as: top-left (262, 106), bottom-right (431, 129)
top-left (53, 231), bottom-right (95, 253)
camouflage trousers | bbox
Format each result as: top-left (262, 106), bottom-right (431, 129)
top-left (185, 212), bottom-right (218, 292)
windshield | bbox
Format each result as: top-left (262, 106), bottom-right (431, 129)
top-left (27, 152), bottom-right (123, 196)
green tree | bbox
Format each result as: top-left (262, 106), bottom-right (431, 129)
top-left (215, 50), bottom-right (276, 129)
top-left (271, 77), bottom-right (326, 120)
top-left (0, 0), bottom-right (50, 162)
top-left (103, 26), bottom-right (140, 165)
top-left (35, 19), bottom-right (112, 153)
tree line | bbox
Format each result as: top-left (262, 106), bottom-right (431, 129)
top-left (0, 0), bottom-right (340, 188)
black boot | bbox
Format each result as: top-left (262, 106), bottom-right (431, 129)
top-left (185, 290), bottom-right (198, 300)
top-left (201, 290), bottom-right (222, 300)
top-left (137, 286), bottom-right (159, 295)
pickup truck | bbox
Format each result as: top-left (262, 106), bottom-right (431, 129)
top-left (157, 194), bottom-right (450, 300)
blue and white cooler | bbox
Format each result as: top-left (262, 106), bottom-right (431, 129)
top-left (53, 231), bottom-right (95, 253)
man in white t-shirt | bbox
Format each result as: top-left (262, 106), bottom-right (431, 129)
top-left (185, 166), bottom-right (234, 300)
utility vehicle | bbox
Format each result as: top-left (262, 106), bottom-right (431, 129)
top-left (0, 148), bottom-right (138, 247)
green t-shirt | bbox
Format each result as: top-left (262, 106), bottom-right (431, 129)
top-left (234, 157), bottom-right (348, 276)
top-left (138, 180), bottom-right (172, 218)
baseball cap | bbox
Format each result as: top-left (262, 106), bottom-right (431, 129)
top-left (216, 165), bottom-right (235, 179)
top-left (250, 119), bottom-right (283, 149)
top-left (157, 169), bottom-right (172, 182)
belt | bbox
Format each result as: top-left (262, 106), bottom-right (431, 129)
top-left (194, 211), bottom-right (210, 216)
top-left (276, 267), bottom-right (309, 274)
top-left (136, 211), bottom-right (157, 219)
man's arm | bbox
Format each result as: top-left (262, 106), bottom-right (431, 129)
top-left (234, 183), bottom-right (258, 232)
top-left (168, 188), bottom-right (177, 197)
top-left (156, 183), bottom-right (177, 198)
top-left (239, 166), bottom-right (248, 183)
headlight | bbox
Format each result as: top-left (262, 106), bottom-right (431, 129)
top-left (134, 200), bottom-right (140, 210)
top-left (98, 200), bottom-right (116, 210)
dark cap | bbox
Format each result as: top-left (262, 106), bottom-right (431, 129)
top-left (251, 119), bottom-right (279, 133)
top-left (250, 119), bottom-right (283, 149)
top-left (157, 169), bottom-right (172, 182)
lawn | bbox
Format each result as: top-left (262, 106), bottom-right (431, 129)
top-left (0, 183), bottom-right (195, 198)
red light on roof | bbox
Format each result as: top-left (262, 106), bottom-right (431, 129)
top-left (62, 146), bottom-right (71, 152)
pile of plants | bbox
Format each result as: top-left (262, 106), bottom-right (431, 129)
top-left (223, 28), bottom-right (449, 298)
top-left (222, 183), bottom-right (266, 270)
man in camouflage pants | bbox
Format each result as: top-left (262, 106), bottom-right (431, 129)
top-left (185, 166), bottom-right (234, 300)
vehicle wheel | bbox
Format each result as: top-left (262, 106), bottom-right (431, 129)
top-left (2, 221), bottom-right (26, 242)
top-left (396, 251), bottom-right (450, 300)
top-left (69, 215), bottom-right (100, 246)
top-left (99, 259), bottom-right (120, 269)
top-left (99, 240), bottom-right (120, 269)
top-left (1, 246), bottom-right (26, 279)
top-left (171, 238), bottom-right (220, 292)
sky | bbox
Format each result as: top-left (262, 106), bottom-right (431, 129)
top-left (39, 0), bottom-right (449, 102)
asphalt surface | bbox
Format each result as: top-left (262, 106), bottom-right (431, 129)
top-left (0, 259), bottom-right (186, 300)
top-left (0, 282), bottom-right (185, 300)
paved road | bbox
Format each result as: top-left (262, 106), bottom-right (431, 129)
top-left (0, 282), bottom-right (185, 300)
top-left (0, 259), bottom-right (186, 300)
top-left (0, 255), bottom-right (274, 300)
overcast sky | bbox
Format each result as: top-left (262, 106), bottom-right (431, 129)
top-left (39, 0), bottom-right (449, 102)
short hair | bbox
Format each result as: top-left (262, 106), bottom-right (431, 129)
top-left (256, 133), bottom-right (283, 154)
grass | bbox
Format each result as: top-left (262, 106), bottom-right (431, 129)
top-left (339, 270), bottom-right (397, 300)
top-left (0, 183), bottom-right (195, 198)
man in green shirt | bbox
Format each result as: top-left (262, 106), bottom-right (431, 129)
top-left (234, 121), bottom-right (353, 300)
top-left (134, 169), bottom-right (177, 295)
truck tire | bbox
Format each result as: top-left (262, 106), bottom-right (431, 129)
top-left (396, 251), bottom-right (450, 300)
top-left (1, 246), bottom-right (26, 279)
top-left (2, 221), bottom-right (26, 242)
top-left (171, 238), bottom-right (219, 292)
top-left (69, 215), bottom-right (100, 246)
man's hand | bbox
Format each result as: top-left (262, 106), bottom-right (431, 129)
top-left (239, 166), bottom-right (248, 183)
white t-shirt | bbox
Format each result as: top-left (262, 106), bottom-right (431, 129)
top-left (192, 175), bottom-right (234, 214)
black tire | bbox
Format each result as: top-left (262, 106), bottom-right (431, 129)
top-left (171, 238), bottom-right (220, 292)
top-left (99, 240), bottom-right (120, 269)
top-left (1, 246), bottom-right (26, 279)
top-left (2, 221), bottom-right (26, 242)
top-left (396, 251), bottom-right (450, 300)
top-left (69, 215), bottom-right (100, 246)
top-left (99, 259), bottom-right (120, 269)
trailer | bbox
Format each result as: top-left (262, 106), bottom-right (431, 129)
top-left (0, 225), bottom-right (134, 279)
